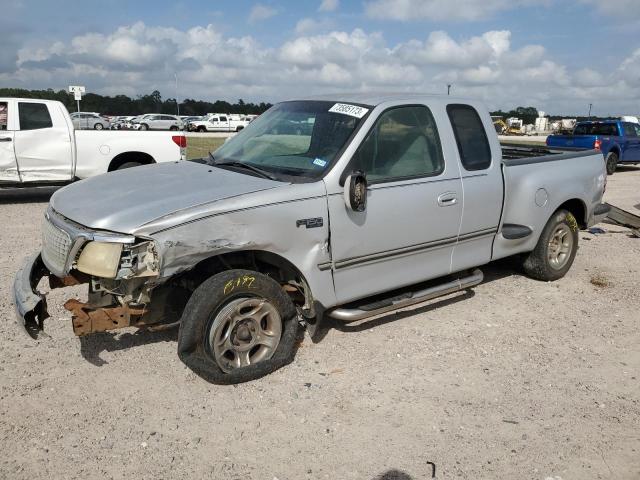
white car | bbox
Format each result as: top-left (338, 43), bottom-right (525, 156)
top-left (134, 114), bottom-right (183, 131)
top-left (70, 112), bottom-right (110, 130)
top-left (0, 98), bottom-right (187, 184)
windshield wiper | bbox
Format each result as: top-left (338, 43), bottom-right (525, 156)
top-left (211, 155), bottom-right (278, 181)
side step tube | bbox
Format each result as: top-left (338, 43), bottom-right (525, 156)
top-left (328, 269), bottom-right (483, 323)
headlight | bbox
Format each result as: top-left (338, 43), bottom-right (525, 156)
top-left (76, 242), bottom-right (123, 278)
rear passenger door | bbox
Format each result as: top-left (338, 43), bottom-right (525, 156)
top-left (0, 99), bottom-right (19, 182)
top-left (13, 101), bottom-right (73, 182)
top-left (446, 104), bottom-right (503, 271)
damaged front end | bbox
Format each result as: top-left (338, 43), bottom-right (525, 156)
top-left (13, 207), bottom-right (171, 339)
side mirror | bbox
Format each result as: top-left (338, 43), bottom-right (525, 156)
top-left (344, 171), bottom-right (368, 212)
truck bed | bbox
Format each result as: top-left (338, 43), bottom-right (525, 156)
top-left (500, 143), bottom-right (586, 161)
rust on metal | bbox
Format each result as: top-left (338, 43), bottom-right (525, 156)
top-left (64, 299), bottom-right (146, 336)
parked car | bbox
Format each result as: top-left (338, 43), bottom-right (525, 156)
top-left (189, 114), bottom-right (249, 132)
top-left (14, 94), bottom-right (608, 384)
top-left (134, 114), bottom-right (183, 131)
top-left (70, 112), bottom-right (110, 130)
top-left (546, 120), bottom-right (640, 174)
top-left (110, 116), bottom-right (135, 130)
top-left (0, 98), bottom-right (186, 185)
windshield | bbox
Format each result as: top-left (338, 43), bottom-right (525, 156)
top-left (208, 100), bottom-right (370, 181)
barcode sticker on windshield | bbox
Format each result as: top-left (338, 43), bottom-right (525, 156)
top-left (329, 103), bottom-right (369, 118)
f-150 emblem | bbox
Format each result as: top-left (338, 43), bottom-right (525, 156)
top-left (296, 218), bottom-right (323, 229)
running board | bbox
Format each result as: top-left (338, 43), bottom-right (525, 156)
top-left (328, 269), bottom-right (483, 323)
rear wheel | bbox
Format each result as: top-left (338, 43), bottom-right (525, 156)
top-left (116, 161), bottom-right (143, 170)
top-left (522, 209), bottom-right (579, 281)
top-left (178, 269), bottom-right (300, 384)
top-left (605, 151), bottom-right (618, 175)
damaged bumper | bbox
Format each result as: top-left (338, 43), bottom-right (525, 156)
top-left (13, 253), bottom-right (50, 338)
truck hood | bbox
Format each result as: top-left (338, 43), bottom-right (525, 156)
top-left (50, 161), bottom-right (284, 234)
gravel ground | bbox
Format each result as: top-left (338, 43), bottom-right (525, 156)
top-left (1, 167), bottom-right (638, 480)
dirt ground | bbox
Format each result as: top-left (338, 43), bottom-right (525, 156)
top-left (1, 166), bottom-right (638, 480)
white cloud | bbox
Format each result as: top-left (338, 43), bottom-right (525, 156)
top-left (366, 0), bottom-right (515, 21)
top-left (248, 4), bottom-right (277, 24)
top-left (5, 21), bottom-right (640, 114)
top-left (319, 0), bottom-right (339, 12)
top-left (294, 17), bottom-right (335, 35)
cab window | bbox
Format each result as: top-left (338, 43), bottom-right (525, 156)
top-left (349, 105), bottom-right (445, 183)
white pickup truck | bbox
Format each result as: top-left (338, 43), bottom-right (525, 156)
top-left (0, 98), bottom-right (186, 185)
top-left (188, 114), bottom-right (249, 133)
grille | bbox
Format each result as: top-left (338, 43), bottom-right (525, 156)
top-left (41, 216), bottom-right (72, 276)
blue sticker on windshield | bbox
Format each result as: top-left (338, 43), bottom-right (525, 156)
top-left (313, 158), bottom-right (327, 167)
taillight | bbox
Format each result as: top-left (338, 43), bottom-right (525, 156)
top-left (594, 138), bottom-right (601, 150)
top-left (172, 135), bottom-right (187, 148)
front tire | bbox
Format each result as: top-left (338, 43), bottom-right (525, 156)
top-left (197, 126), bottom-right (206, 132)
top-left (94, 123), bottom-right (104, 130)
top-left (178, 269), bottom-right (300, 384)
top-left (522, 209), bottom-right (579, 281)
top-left (139, 123), bottom-right (149, 131)
top-left (605, 152), bottom-right (618, 175)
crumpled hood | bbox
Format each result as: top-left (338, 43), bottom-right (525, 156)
top-left (51, 161), bottom-right (284, 234)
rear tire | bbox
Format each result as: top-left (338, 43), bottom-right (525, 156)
top-left (177, 269), bottom-right (300, 384)
top-left (116, 161), bottom-right (143, 170)
top-left (522, 209), bottom-right (579, 281)
top-left (605, 152), bottom-right (618, 175)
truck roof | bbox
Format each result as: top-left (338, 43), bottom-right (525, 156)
top-left (299, 92), bottom-right (474, 107)
top-left (0, 97), bottom-right (64, 104)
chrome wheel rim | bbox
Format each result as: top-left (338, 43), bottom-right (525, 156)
top-left (208, 297), bottom-right (282, 373)
top-left (547, 224), bottom-right (573, 270)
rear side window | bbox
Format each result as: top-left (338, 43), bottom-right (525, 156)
top-left (19, 103), bottom-right (53, 130)
top-left (623, 124), bottom-right (638, 137)
top-left (592, 123), bottom-right (618, 136)
top-left (447, 104), bottom-right (491, 171)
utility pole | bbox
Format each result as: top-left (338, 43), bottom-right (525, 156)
top-left (447, 84), bottom-right (452, 96)
top-left (175, 73), bottom-right (180, 117)
top-left (588, 103), bottom-right (593, 119)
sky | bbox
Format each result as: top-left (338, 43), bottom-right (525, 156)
top-left (2, 0), bottom-right (640, 115)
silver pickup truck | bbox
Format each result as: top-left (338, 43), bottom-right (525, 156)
top-left (14, 94), bottom-right (609, 384)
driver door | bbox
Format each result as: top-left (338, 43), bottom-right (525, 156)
top-left (327, 105), bottom-right (463, 304)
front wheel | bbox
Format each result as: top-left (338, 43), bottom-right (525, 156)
top-left (522, 209), bottom-right (579, 281)
top-left (94, 123), bottom-right (104, 130)
top-left (178, 269), bottom-right (300, 384)
top-left (605, 152), bottom-right (618, 175)
top-left (139, 124), bottom-right (149, 131)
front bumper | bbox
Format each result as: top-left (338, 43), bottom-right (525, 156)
top-left (13, 253), bottom-right (50, 338)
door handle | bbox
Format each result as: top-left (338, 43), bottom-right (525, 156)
top-left (437, 192), bottom-right (458, 206)
top-left (0, 137), bottom-right (12, 142)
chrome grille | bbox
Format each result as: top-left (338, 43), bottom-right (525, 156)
top-left (41, 216), bottom-right (72, 276)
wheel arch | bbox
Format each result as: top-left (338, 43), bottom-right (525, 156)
top-left (556, 198), bottom-right (587, 229)
top-left (108, 151), bottom-right (156, 171)
top-left (166, 249), bottom-right (320, 317)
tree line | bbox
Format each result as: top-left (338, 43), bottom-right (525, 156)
top-left (0, 88), bottom-right (272, 116)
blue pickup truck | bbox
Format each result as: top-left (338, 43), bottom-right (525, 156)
top-left (546, 120), bottom-right (640, 174)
